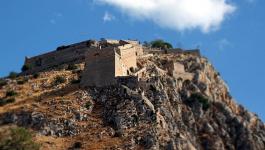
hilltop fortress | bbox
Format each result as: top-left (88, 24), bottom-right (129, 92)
top-left (23, 39), bottom-right (200, 87)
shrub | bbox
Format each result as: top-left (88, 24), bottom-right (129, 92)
top-left (73, 142), bottom-right (82, 149)
top-left (6, 90), bottom-right (18, 97)
top-left (0, 99), bottom-right (5, 106)
top-left (143, 41), bottom-right (151, 47)
top-left (0, 98), bottom-right (16, 106)
top-left (149, 85), bottom-right (157, 92)
top-left (5, 98), bottom-right (16, 103)
top-left (0, 79), bottom-right (7, 88)
top-left (189, 93), bottom-right (210, 111)
top-left (21, 64), bottom-right (32, 72)
top-left (84, 101), bottom-right (92, 109)
top-left (71, 79), bottom-right (81, 84)
top-left (131, 114), bottom-right (139, 124)
top-left (9, 72), bottom-right (18, 79)
top-left (150, 40), bottom-right (173, 49)
top-left (67, 64), bottom-right (78, 70)
top-left (53, 76), bottom-right (66, 85)
top-left (17, 80), bottom-right (26, 85)
top-left (0, 127), bottom-right (40, 150)
top-left (17, 78), bottom-right (29, 85)
top-left (33, 73), bottom-right (40, 79)
top-left (72, 69), bottom-right (82, 74)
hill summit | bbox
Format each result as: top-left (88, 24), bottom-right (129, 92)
top-left (0, 39), bottom-right (264, 150)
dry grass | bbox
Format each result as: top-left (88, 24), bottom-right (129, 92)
top-left (0, 67), bottom-right (126, 150)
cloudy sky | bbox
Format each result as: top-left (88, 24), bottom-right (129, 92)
top-left (0, 0), bottom-right (264, 120)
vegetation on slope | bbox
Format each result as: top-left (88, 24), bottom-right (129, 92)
top-left (0, 127), bottom-right (40, 150)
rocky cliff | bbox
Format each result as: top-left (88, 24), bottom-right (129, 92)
top-left (0, 51), bottom-right (264, 150)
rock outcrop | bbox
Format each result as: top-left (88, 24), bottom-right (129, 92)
top-left (85, 53), bottom-right (265, 150)
top-left (0, 48), bottom-right (264, 150)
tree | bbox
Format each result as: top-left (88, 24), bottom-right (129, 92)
top-left (150, 40), bottom-right (173, 49)
top-left (8, 72), bottom-right (18, 79)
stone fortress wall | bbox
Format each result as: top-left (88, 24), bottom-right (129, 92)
top-left (23, 38), bottom-right (200, 87)
top-left (24, 40), bottom-right (96, 73)
top-left (24, 39), bottom-right (142, 73)
top-left (80, 47), bottom-right (116, 87)
top-left (23, 38), bottom-right (142, 87)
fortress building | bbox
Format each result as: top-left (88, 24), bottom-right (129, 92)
top-left (23, 38), bottom-right (200, 87)
top-left (23, 39), bottom-right (144, 87)
top-left (80, 40), bottom-right (141, 87)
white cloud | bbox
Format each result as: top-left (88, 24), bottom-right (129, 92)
top-left (103, 11), bottom-right (115, 22)
top-left (97, 0), bottom-right (236, 32)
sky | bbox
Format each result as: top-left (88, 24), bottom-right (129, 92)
top-left (0, 0), bottom-right (265, 120)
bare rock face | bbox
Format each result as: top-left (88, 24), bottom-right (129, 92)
top-left (86, 54), bottom-right (265, 150)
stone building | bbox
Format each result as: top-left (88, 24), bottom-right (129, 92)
top-left (23, 39), bottom-right (143, 87)
top-left (23, 38), bottom-right (199, 87)
top-left (80, 41), bottom-right (138, 87)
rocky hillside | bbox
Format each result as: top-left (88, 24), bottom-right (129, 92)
top-left (0, 52), bottom-right (264, 150)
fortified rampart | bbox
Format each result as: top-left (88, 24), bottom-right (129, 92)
top-left (23, 39), bottom-right (143, 74)
top-left (22, 38), bottom-right (200, 87)
top-left (24, 40), bottom-right (97, 73)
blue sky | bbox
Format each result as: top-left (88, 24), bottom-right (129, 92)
top-left (0, 0), bottom-right (264, 120)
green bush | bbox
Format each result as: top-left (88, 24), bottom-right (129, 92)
top-left (5, 98), bottom-right (16, 103)
top-left (17, 78), bottom-right (29, 85)
top-left (0, 98), bottom-right (16, 106)
top-left (33, 73), bottom-right (40, 79)
top-left (84, 101), bottom-right (92, 109)
top-left (9, 72), bottom-right (18, 79)
top-left (189, 93), bottom-right (210, 111)
top-left (0, 79), bottom-right (7, 88)
top-left (67, 64), bottom-right (78, 70)
top-left (71, 79), bottom-right (81, 84)
top-left (6, 90), bottom-right (18, 97)
top-left (73, 142), bottom-right (82, 149)
top-left (17, 80), bottom-right (26, 85)
top-left (0, 127), bottom-right (40, 150)
top-left (150, 40), bottom-right (173, 49)
top-left (21, 64), bottom-right (32, 72)
top-left (53, 76), bottom-right (66, 85)
top-left (0, 99), bottom-right (5, 106)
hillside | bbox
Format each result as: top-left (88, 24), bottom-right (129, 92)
top-left (0, 44), bottom-right (265, 150)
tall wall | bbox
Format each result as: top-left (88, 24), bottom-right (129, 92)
top-left (81, 47), bottom-right (116, 87)
top-left (115, 53), bottom-right (127, 76)
top-left (24, 40), bottom-right (94, 73)
top-left (122, 40), bottom-right (144, 56)
top-left (81, 44), bottom-right (138, 87)
top-left (117, 44), bottom-right (137, 72)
